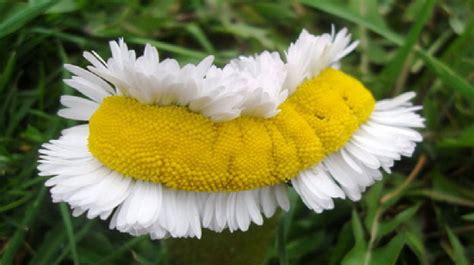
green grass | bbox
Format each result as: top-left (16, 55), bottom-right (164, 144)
top-left (1, 0), bottom-right (473, 264)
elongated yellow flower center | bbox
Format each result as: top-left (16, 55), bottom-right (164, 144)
top-left (88, 68), bottom-right (375, 192)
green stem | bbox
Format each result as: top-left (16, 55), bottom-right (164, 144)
top-left (165, 213), bottom-right (281, 265)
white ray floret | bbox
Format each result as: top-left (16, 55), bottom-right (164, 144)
top-left (64, 39), bottom-right (289, 122)
top-left (284, 27), bottom-right (359, 94)
top-left (222, 51), bottom-right (288, 118)
top-left (292, 92), bottom-right (424, 211)
top-left (38, 125), bottom-right (290, 239)
top-left (61, 28), bottom-right (356, 122)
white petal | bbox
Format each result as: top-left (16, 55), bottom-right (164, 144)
top-left (284, 27), bottom-right (358, 93)
top-left (64, 64), bottom-right (115, 94)
top-left (63, 78), bottom-right (110, 103)
top-left (294, 92), bottom-right (423, 211)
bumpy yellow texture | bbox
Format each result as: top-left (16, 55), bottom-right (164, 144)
top-left (88, 68), bottom-right (375, 192)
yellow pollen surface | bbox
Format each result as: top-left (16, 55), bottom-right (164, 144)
top-left (88, 68), bottom-right (375, 192)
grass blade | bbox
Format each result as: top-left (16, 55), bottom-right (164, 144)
top-left (91, 236), bottom-right (146, 265)
top-left (417, 49), bottom-right (474, 101)
top-left (300, 0), bottom-right (403, 44)
top-left (0, 193), bottom-right (33, 213)
top-left (341, 210), bottom-right (368, 265)
top-left (59, 203), bottom-right (79, 265)
top-left (52, 221), bottom-right (96, 265)
top-left (0, 52), bottom-right (16, 94)
top-left (378, 0), bottom-right (436, 93)
top-left (409, 189), bottom-right (474, 208)
top-left (370, 234), bottom-right (405, 265)
top-left (461, 213), bottom-right (474, 222)
top-left (128, 37), bottom-right (209, 61)
top-left (377, 204), bottom-right (421, 239)
top-left (185, 23), bottom-right (215, 53)
top-left (0, 1), bottom-right (56, 39)
top-left (446, 227), bottom-right (469, 265)
top-left (28, 226), bottom-right (67, 265)
top-left (301, 0), bottom-right (474, 101)
top-left (1, 187), bottom-right (47, 265)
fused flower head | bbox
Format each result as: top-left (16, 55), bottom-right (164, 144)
top-left (38, 28), bottom-right (424, 239)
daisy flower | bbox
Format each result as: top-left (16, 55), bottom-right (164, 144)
top-left (38, 27), bottom-right (424, 239)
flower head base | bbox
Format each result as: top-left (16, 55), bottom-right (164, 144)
top-left (88, 69), bottom-right (374, 192)
top-left (38, 28), bottom-right (424, 239)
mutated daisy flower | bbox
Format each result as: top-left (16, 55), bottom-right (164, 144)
top-left (38, 28), bottom-right (424, 239)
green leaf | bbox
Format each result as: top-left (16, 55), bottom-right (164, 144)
top-left (417, 50), bottom-right (474, 101)
top-left (377, 0), bottom-right (436, 93)
top-left (23, 124), bottom-right (45, 143)
top-left (301, 0), bottom-right (403, 44)
top-left (286, 231), bottom-right (325, 259)
top-left (0, 1), bottom-right (57, 39)
top-left (45, 0), bottom-right (78, 14)
top-left (438, 125), bottom-right (474, 148)
top-left (341, 210), bottom-right (368, 265)
top-left (402, 222), bottom-right (429, 265)
top-left (370, 234), bottom-right (405, 265)
top-left (441, 20), bottom-right (474, 78)
top-left (301, 0), bottom-right (474, 101)
top-left (432, 170), bottom-right (474, 201)
top-left (446, 227), bottom-right (469, 265)
top-left (329, 222), bottom-right (354, 265)
top-left (342, 210), bottom-right (407, 265)
top-left (251, 2), bottom-right (296, 22)
top-left (377, 204), bottom-right (421, 239)
top-left (363, 182), bottom-right (384, 230)
top-left (461, 212), bottom-right (474, 221)
top-left (403, 1), bottom-right (430, 22)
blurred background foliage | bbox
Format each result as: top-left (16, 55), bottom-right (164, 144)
top-left (0, 0), bottom-right (473, 264)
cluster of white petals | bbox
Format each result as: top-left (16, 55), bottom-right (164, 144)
top-left (39, 127), bottom-right (289, 238)
top-left (60, 28), bottom-right (357, 122)
top-left (284, 27), bottom-right (359, 93)
top-left (292, 92), bottom-right (424, 212)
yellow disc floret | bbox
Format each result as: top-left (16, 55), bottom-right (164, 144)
top-left (88, 68), bottom-right (375, 192)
